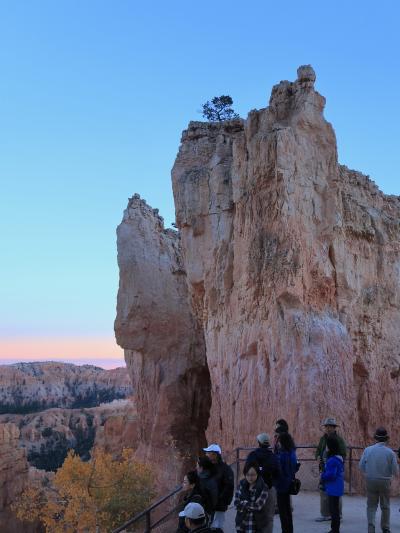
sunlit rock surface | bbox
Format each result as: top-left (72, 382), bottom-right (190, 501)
top-left (116, 66), bottom-right (400, 476)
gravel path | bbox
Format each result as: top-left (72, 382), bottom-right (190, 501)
top-left (224, 491), bottom-right (400, 532)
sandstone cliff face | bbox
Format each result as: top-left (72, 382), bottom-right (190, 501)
top-left (0, 362), bottom-right (132, 413)
top-left (94, 399), bottom-right (138, 456)
top-left (115, 197), bottom-right (211, 487)
top-left (0, 423), bottom-right (41, 533)
top-left (116, 66), bottom-right (400, 471)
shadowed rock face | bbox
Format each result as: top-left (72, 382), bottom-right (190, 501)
top-left (115, 196), bottom-right (211, 487)
top-left (116, 65), bottom-right (400, 474)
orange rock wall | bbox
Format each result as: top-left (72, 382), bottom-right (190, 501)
top-left (116, 66), bottom-right (400, 480)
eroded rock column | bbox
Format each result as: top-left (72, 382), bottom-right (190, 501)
top-left (115, 196), bottom-right (211, 487)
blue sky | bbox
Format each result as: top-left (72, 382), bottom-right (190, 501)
top-left (0, 1), bottom-right (399, 360)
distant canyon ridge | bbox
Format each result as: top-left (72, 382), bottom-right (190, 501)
top-left (0, 362), bottom-right (135, 531)
top-left (115, 65), bottom-right (400, 483)
top-left (0, 362), bottom-right (133, 470)
top-left (0, 361), bottom-right (131, 413)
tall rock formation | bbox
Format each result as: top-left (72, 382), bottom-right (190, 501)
top-left (115, 197), bottom-right (211, 487)
top-left (0, 423), bottom-right (40, 532)
top-left (116, 66), bottom-right (400, 472)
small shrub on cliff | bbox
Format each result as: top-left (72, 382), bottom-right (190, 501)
top-left (202, 95), bottom-right (239, 121)
top-left (13, 448), bottom-right (155, 532)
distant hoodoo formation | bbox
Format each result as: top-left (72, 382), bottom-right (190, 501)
top-left (115, 66), bottom-right (400, 473)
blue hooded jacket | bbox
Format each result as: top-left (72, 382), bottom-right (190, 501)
top-left (275, 449), bottom-right (297, 493)
top-left (321, 455), bottom-right (344, 496)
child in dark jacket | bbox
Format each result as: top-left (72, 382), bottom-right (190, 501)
top-left (320, 436), bottom-right (344, 533)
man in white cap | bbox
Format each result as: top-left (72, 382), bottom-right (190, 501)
top-left (203, 443), bottom-right (234, 531)
top-left (181, 502), bottom-right (213, 532)
top-left (359, 427), bottom-right (398, 533)
top-left (315, 417), bottom-right (347, 522)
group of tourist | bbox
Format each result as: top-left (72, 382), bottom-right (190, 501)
top-left (176, 417), bottom-right (399, 533)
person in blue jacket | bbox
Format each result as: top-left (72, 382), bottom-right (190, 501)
top-left (320, 436), bottom-right (344, 533)
top-left (274, 431), bottom-right (297, 533)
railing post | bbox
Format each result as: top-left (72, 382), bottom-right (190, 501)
top-left (236, 447), bottom-right (240, 485)
top-left (145, 510), bottom-right (151, 532)
top-left (349, 446), bottom-right (353, 496)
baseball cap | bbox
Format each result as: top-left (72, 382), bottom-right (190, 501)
top-left (257, 433), bottom-right (270, 445)
top-left (203, 443), bottom-right (222, 454)
top-left (179, 502), bottom-right (206, 519)
top-left (322, 417), bottom-right (338, 427)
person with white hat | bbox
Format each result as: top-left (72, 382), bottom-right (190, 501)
top-left (315, 418), bottom-right (347, 522)
top-left (180, 502), bottom-right (213, 532)
top-left (203, 443), bottom-right (234, 531)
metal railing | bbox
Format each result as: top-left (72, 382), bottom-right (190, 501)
top-left (111, 444), bottom-right (376, 533)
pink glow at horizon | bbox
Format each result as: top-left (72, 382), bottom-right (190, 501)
top-left (0, 337), bottom-right (125, 369)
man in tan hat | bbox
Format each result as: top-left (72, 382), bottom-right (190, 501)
top-left (315, 417), bottom-right (347, 522)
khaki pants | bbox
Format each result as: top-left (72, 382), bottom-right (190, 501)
top-left (320, 489), bottom-right (342, 517)
top-left (366, 478), bottom-right (391, 533)
top-left (211, 510), bottom-right (225, 529)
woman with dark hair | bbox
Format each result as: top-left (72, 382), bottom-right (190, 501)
top-left (320, 436), bottom-right (344, 533)
top-left (273, 425), bottom-right (296, 453)
top-left (176, 470), bottom-right (203, 533)
top-left (196, 456), bottom-right (218, 522)
top-left (275, 419), bottom-right (289, 433)
top-left (234, 461), bottom-right (269, 532)
top-left (274, 431), bottom-right (297, 533)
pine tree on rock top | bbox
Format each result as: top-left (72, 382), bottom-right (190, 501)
top-left (202, 95), bottom-right (239, 121)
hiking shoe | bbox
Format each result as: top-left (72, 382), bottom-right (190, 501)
top-left (315, 516), bottom-right (331, 522)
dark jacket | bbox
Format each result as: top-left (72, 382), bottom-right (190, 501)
top-left (246, 446), bottom-right (281, 488)
top-left (213, 460), bottom-right (234, 511)
top-left (234, 476), bottom-right (269, 530)
top-left (190, 526), bottom-right (213, 533)
top-left (315, 432), bottom-right (347, 461)
top-left (321, 455), bottom-right (344, 496)
top-left (176, 487), bottom-right (203, 533)
top-left (198, 471), bottom-right (218, 515)
top-left (275, 449), bottom-right (297, 494)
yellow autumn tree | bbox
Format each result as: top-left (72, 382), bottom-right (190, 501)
top-left (13, 448), bottom-right (155, 532)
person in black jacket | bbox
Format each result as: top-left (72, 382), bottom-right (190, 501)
top-left (196, 456), bottom-right (218, 522)
top-left (246, 433), bottom-right (280, 533)
top-left (203, 443), bottom-right (234, 531)
top-left (176, 470), bottom-right (203, 533)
